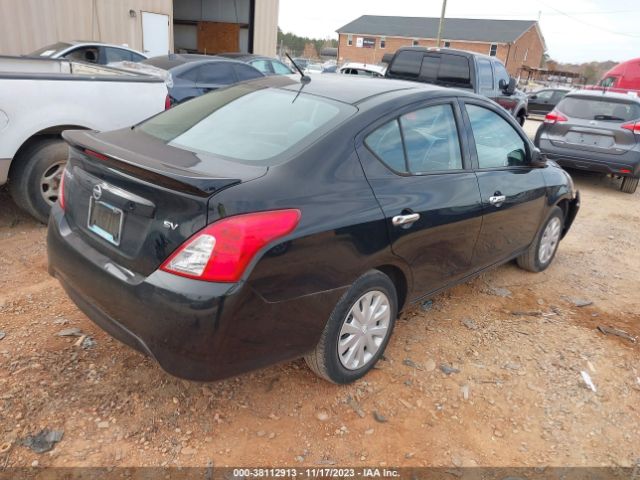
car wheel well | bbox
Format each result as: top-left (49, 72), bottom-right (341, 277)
top-left (556, 199), bottom-right (569, 221)
top-left (9, 125), bottom-right (88, 179)
top-left (374, 265), bottom-right (408, 312)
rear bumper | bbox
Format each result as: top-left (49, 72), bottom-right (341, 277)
top-left (47, 206), bottom-right (345, 381)
top-left (538, 139), bottom-right (640, 177)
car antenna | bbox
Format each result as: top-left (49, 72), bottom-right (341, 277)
top-left (286, 53), bottom-right (311, 84)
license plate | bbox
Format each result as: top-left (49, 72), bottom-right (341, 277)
top-left (88, 197), bottom-right (124, 246)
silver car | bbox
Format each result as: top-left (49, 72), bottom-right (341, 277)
top-left (28, 41), bottom-right (148, 65)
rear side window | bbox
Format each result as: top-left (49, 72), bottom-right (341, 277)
top-left (250, 60), bottom-right (272, 74)
top-left (233, 64), bottom-right (264, 81)
top-left (400, 105), bottom-right (463, 172)
top-left (105, 47), bottom-right (133, 63)
top-left (390, 50), bottom-right (423, 77)
top-left (138, 85), bottom-right (356, 165)
top-left (365, 104), bottom-right (463, 174)
top-left (365, 121), bottom-right (406, 172)
top-left (197, 63), bottom-right (235, 85)
top-left (557, 97), bottom-right (640, 122)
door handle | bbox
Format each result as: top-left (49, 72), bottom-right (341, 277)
top-left (392, 213), bottom-right (421, 227)
top-left (489, 195), bottom-right (507, 206)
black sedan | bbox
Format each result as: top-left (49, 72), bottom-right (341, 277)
top-left (527, 88), bottom-right (571, 115)
top-left (142, 54), bottom-right (264, 105)
top-left (48, 76), bottom-right (579, 384)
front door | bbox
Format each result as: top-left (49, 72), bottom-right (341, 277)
top-left (142, 12), bottom-right (170, 57)
top-left (461, 101), bottom-right (547, 268)
top-left (356, 100), bottom-right (483, 297)
top-left (528, 90), bottom-right (555, 115)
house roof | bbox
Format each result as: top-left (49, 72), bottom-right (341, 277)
top-left (336, 15), bottom-right (539, 44)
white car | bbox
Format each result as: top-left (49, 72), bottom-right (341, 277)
top-left (0, 57), bottom-right (167, 222)
top-left (339, 62), bottom-right (386, 78)
top-left (303, 63), bottom-right (324, 75)
top-left (28, 41), bottom-right (148, 65)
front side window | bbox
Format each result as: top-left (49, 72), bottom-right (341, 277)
top-left (494, 62), bottom-right (510, 87)
top-left (138, 85), bottom-right (356, 165)
top-left (65, 46), bottom-right (100, 63)
top-left (467, 104), bottom-right (527, 168)
top-left (400, 104), bottom-right (463, 172)
top-left (365, 104), bottom-right (463, 174)
top-left (489, 44), bottom-right (498, 56)
top-left (250, 59), bottom-right (272, 74)
top-left (600, 76), bottom-right (617, 88)
top-left (533, 90), bottom-right (554, 102)
top-left (272, 61), bottom-right (293, 75)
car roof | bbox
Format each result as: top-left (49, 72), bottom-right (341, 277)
top-left (252, 74), bottom-right (473, 106)
top-left (395, 46), bottom-right (497, 62)
top-left (340, 62), bottom-right (386, 72)
top-left (68, 41), bottom-right (141, 51)
top-left (142, 54), bottom-right (243, 71)
top-left (565, 89), bottom-right (640, 103)
top-left (217, 53), bottom-right (269, 61)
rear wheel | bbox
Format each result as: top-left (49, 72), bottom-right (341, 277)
top-left (517, 206), bottom-right (564, 273)
top-left (517, 111), bottom-right (526, 126)
top-left (304, 270), bottom-right (397, 384)
top-left (9, 138), bottom-right (69, 223)
top-left (621, 177), bottom-right (639, 194)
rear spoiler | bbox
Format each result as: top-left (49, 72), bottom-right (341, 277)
top-left (62, 130), bottom-right (242, 197)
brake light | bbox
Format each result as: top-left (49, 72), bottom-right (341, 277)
top-left (544, 110), bottom-right (568, 124)
top-left (59, 167), bottom-right (67, 211)
top-left (620, 168), bottom-right (632, 174)
top-left (161, 209), bottom-right (301, 283)
top-left (165, 94), bottom-right (172, 110)
top-left (84, 149), bottom-right (109, 161)
top-left (621, 121), bottom-right (640, 134)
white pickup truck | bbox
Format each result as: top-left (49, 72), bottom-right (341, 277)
top-left (0, 56), bottom-right (168, 222)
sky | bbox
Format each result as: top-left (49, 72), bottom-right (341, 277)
top-left (278, 0), bottom-right (640, 63)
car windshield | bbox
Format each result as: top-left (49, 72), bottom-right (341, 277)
top-left (29, 42), bottom-right (72, 57)
top-left (138, 83), bottom-right (356, 165)
top-left (558, 96), bottom-right (640, 122)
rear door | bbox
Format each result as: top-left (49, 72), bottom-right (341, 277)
top-left (461, 100), bottom-right (547, 268)
top-left (356, 99), bottom-right (483, 295)
top-left (544, 95), bottom-right (640, 156)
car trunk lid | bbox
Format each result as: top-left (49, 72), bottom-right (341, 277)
top-left (62, 129), bottom-right (267, 276)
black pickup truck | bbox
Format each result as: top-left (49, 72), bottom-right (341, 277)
top-left (385, 47), bottom-right (529, 125)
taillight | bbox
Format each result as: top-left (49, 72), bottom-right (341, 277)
top-left (165, 94), bottom-right (172, 110)
top-left (84, 149), bottom-right (109, 161)
top-left (59, 167), bottom-right (67, 211)
top-left (621, 121), bottom-right (640, 134)
top-left (161, 209), bottom-right (301, 283)
top-left (544, 110), bottom-right (568, 124)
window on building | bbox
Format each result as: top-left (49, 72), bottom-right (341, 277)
top-left (489, 44), bottom-right (498, 56)
top-left (347, 34), bottom-right (353, 46)
top-left (443, 41), bottom-right (451, 48)
top-left (413, 39), bottom-right (419, 47)
top-left (380, 37), bottom-right (386, 49)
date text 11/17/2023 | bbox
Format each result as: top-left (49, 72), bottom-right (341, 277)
top-left (232, 468), bottom-right (401, 478)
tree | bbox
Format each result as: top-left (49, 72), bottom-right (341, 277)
top-left (277, 28), bottom-right (337, 58)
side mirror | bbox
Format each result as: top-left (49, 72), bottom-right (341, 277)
top-left (530, 147), bottom-right (548, 168)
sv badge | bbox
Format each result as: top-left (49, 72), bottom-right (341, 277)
top-left (163, 221), bottom-right (179, 231)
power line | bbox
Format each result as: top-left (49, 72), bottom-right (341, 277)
top-left (536, 1), bottom-right (640, 38)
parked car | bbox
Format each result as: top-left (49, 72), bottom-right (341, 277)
top-left (304, 63), bottom-right (324, 75)
top-left (535, 90), bottom-right (640, 194)
top-left (291, 58), bottom-right (310, 71)
top-left (216, 53), bottom-right (294, 76)
top-left (339, 62), bottom-right (386, 78)
top-left (385, 47), bottom-right (529, 125)
top-left (48, 75), bottom-right (579, 384)
top-left (321, 64), bottom-right (338, 74)
top-left (0, 56), bottom-right (168, 222)
top-left (28, 41), bottom-right (148, 65)
top-left (527, 88), bottom-right (571, 115)
top-left (141, 54), bottom-right (265, 105)
top-left (597, 57), bottom-right (640, 94)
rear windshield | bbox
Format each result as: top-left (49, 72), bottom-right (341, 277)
top-left (138, 84), bottom-right (356, 165)
top-left (557, 96), bottom-right (640, 122)
top-left (29, 42), bottom-right (72, 57)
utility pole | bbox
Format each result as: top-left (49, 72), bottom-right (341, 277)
top-left (436, 0), bottom-right (448, 47)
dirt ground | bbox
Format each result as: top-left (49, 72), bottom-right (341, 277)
top-left (1, 120), bottom-right (639, 468)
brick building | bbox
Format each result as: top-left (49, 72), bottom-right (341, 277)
top-left (337, 15), bottom-right (546, 76)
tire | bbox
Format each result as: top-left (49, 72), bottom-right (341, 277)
top-left (621, 177), bottom-right (639, 194)
top-left (517, 111), bottom-right (526, 126)
top-left (304, 270), bottom-right (398, 384)
top-left (517, 206), bottom-right (564, 273)
top-left (8, 138), bottom-right (69, 223)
